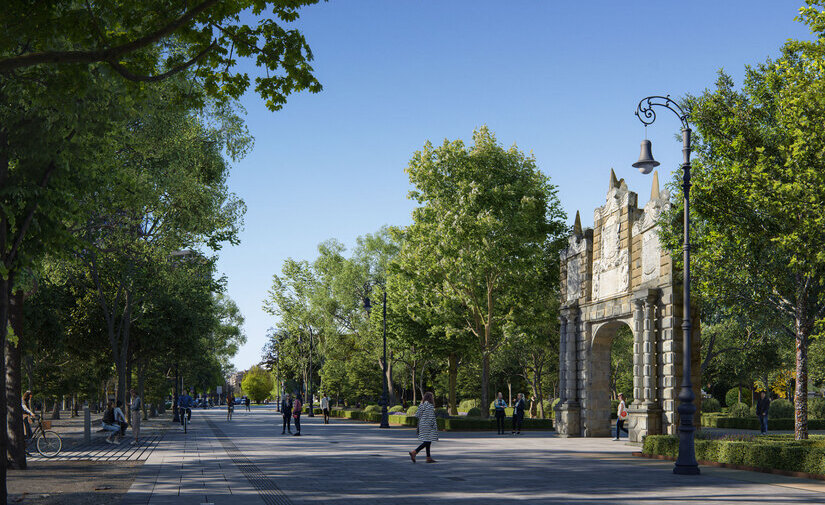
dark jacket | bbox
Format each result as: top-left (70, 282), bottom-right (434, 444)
top-left (513, 398), bottom-right (526, 418)
top-left (756, 397), bottom-right (771, 416)
top-left (282, 399), bottom-right (292, 416)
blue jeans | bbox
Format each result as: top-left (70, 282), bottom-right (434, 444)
top-left (759, 414), bottom-right (768, 434)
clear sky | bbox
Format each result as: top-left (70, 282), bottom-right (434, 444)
top-left (218, 0), bottom-right (811, 371)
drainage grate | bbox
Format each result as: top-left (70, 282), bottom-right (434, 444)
top-left (206, 419), bottom-right (292, 505)
top-left (446, 476), bottom-right (466, 481)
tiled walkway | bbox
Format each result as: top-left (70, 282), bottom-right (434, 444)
top-left (120, 406), bottom-right (825, 504)
top-left (29, 432), bottom-right (165, 462)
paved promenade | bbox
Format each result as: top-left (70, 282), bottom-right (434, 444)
top-left (121, 406), bottom-right (825, 504)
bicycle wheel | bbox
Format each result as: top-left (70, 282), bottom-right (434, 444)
top-left (36, 430), bottom-right (62, 457)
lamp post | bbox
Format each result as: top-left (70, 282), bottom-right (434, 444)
top-left (307, 327), bottom-right (315, 417)
top-left (363, 291), bottom-right (390, 428)
top-left (633, 95), bottom-right (699, 476)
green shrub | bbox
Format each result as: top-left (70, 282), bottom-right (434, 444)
top-left (406, 405), bottom-right (418, 416)
top-left (388, 405), bottom-right (404, 413)
top-left (768, 399), bottom-right (794, 418)
top-left (364, 405), bottom-right (380, 413)
top-left (811, 398), bottom-right (825, 420)
top-left (434, 407), bottom-right (449, 418)
top-left (725, 387), bottom-right (752, 407)
top-left (702, 397), bottom-right (721, 413)
top-left (466, 407), bottom-right (482, 417)
top-left (729, 402), bottom-right (752, 418)
top-left (644, 434), bottom-right (825, 475)
top-left (458, 399), bottom-right (480, 412)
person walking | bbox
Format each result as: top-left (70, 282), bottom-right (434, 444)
top-left (292, 394), bottom-right (303, 436)
top-left (245, 396), bottom-right (251, 412)
top-left (227, 393), bottom-right (235, 421)
top-left (511, 393), bottom-right (525, 435)
top-left (129, 389), bottom-right (142, 446)
top-left (613, 393), bottom-right (629, 440)
top-left (756, 391), bottom-right (771, 435)
top-left (320, 394), bottom-right (330, 424)
top-left (22, 391), bottom-right (35, 441)
top-left (493, 392), bottom-right (507, 434)
top-left (409, 392), bottom-right (438, 463)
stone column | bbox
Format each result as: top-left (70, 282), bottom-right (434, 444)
top-left (632, 298), bottom-right (644, 405)
top-left (566, 313), bottom-right (578, 402)
top-left (559, 316), bottom-right (568, 402)
top-left (643, 293), bottom-right (658, 405)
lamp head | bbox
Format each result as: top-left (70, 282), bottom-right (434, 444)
top-left (632, 139), bottom-right (660, 174)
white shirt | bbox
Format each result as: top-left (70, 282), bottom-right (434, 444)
top-left (114, 407), bottom-right (126, 423)
top-left (320, 397), bottom-right (329, 409)
top-left (617, 400), bottom-right (627, 419)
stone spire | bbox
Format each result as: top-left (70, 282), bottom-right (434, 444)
top-left (573, 211), bottom-right (582, 236)
top-left (609, 168), bottom-right (620, 190)
top-left (650, 170), bottom-right (660, 201)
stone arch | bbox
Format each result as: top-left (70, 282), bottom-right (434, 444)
top-left (587, 320), bottom-right (634, 437)
top-left (554, 170), bottom-right (701, 440)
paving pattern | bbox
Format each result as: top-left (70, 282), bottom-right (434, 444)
top-left (120, 406), bottom-right (825, 505)
top-left (29, 432), bottom-right (165, 462)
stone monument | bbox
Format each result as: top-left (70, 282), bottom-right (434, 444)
top-left (555, 169), bottom-right (701, 441)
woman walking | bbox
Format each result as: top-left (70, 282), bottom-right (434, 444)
top-left (227, 393), bottom-right (235, 421)
top-left (613, 393), bottom-right (629, 441)
top-left (409, 392), bottom-right (438, 463)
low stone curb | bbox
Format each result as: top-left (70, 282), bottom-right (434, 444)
top-left (632, 451), bottom-right (825, 481)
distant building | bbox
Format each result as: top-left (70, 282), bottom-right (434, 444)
top-left (228, 371), bottom-right (246, 393)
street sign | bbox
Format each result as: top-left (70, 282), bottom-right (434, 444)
top-left (216, 386), bottom-right (223, 394)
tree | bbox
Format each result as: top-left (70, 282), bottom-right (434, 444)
top-left (0, 0), bottom-right (323, 111)
top-left (241, 366), bottom-right (274, 404)
top-left (396, 127), bottom-right (567, 416)
top-left (672, 8), bottom-right (825, 438)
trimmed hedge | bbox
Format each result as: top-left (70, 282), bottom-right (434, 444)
top-left (725, 388), bottom-right (752, 407)
top-left (769, 399), bottom-right (794, 418)
top-left (702, 397), bottom-right (721, 413)
top-left (701, 416), bottom-right (825, 430)
top-left (388, 405), bottom-right (404, 413)
top-left (328, 409), bottom-right (553, 431)
top-left (728, 403), bottom-right (751, 418)
top-left (811, 398), bottom-right (825, 420)
top-left (364, 405), bottom-right (380, 413)
top-left (643, 434), bottom-right (825, 475)
top-left (406, 405), bottom-right (418, 416)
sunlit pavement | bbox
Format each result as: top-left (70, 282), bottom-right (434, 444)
top-left (121, 405), bottom-right (825, 504)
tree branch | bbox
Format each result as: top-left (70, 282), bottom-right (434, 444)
top-left (0, 0), bottom-right (218, 73)
top-left (107, 41), bottom-right (217, 82)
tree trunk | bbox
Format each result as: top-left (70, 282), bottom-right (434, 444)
top-left (386, 354), bottom-right (395, 405)
top-left (448, 353), bottom-right (458, 415)
top-left (480, 352), bottom-right (490, 418)
top-left (51, 398), bottom-right (60, 420)
top-left (0, 274), bottom-right (10, 498)
top-left (138, 359), bottom-right (147, 421)
top-left (794, 303), bottom-right (810, 440)
top-left (6, 287), bottom-right (25, 469)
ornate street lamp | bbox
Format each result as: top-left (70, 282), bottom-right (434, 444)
top-left (633, 95), bottom-right (699, 475)
top-left (363, 292), bottom-right (390, 429)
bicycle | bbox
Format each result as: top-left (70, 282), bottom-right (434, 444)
top-left (179, 407), bottom-right (191, 433)
top-left (26, 416), bottom-right (62, 458)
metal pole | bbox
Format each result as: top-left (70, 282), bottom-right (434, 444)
top-left (308, 328), bottom-right (315, 417)
top-left (380, 291), bottom-right (390, 428)
top-left (172, 363), bottom-right (180, 423)
top-left (674, 127), bottom-right (699, 475)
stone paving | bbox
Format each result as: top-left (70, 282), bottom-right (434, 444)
top-left (121, 405), bottom-right (825, 505)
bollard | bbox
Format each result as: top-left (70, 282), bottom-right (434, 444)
top-left (83, 403), bottom-right (91, 444)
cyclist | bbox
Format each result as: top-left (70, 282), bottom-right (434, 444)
top-left (178, 389), bottom-right (194, 429)
top-left (22, 390), bottom-right (35, 440)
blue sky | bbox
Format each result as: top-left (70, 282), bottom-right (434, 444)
top-left (218, 1), bottom-right (811, 370)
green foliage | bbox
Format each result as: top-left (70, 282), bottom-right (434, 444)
top-left (769, 399), bottom-right (794, 418)
top-left (363, 405), bottom-right (380, 413)
top-left (0, 1), bottom-right (324, 111)
top-left (729, 403), bottom-right (752, 418)
top-left (458, 399), bottom-right (480, 412)
top-left (702, 397), bottom-right (722, 413)
top-left (810, 398), bottom-right (825, 420)
top-left (406, 405), bottom-right (418, 416)
top-left (241, 366), bottom-right (274, 404)
top-left (388, 405), bottom-right (404, 413)
top-left (726, 388), bottom-right (752, 407)
top-left (644, 434), bottom-right (825, 475)
top-left (466, 407), bottom-right (482, 417)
